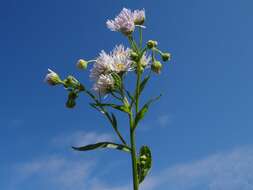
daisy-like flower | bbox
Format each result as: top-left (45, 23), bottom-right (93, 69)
top-left (90, 45), bottom-right (132, 80)
top-left (133, 9), bottom-right (145, 25)
top-left (106, 8), bottom-right (135, 36)
top-left (90, 45), bottom-right (133, 95)
top-left (44, 69), bottom-right (62, 86)
top-left (90, 50), bottom-right (114, 80)
top-left (111, 44), bottom-right (132, 73)
top-left (93, 74), bottom-right (114, 95)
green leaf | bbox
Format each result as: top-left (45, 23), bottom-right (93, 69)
top-left (137, 146), bottom-right (152, 184)
top-left (94, 103), bottom-right (130, 114)
top-left (140, 75), bottom-right (150, 94)
top-left (111, 113), bottom-right (117, 129)
top-left (72, 142), bottom-right (131, 153)
top-left (135, 104), bottom-right (148, 126)
top-left (135, 95), bottom-right (161, 127)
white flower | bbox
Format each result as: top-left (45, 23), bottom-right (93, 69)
top-left (90, 45), bottom-right (132, 80)
top-left (90, 51), bottom-right (114, 80)
top-left (106, 8), bottom-right (135, 35)
top-left (111, 44), bottom-right (132, 73)
top-left (93, 74), bottom-right (114, 94)
top-left (133, 9), bottom-right (145, 25)
top-left (44, 69), bottom-right (61, 86)
top-left (140, 53), bottom-right (152, 68)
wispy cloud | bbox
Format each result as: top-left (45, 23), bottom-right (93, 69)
top-left (138, 113), bottom-right (173, 131)
top-left (10, 130), bottom-right (253, 190)
top-left (52, 131), bottom-right (114, 147)
top-left (141, 145), bottom-right (253, 190)
top-left (12, 156), bottom-right (94, 190)
top-left (157, 113), bottom-right (173, 128)
top-left (9, 130), bottom-right (116, 190)
top-left (90, 145), bottom-right (253, 190)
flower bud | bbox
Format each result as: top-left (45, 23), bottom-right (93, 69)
top-left (130, 51), bottom-right (139, 61)
top-left (68, 91), bottom-right (78, 99)
top-left (139, 66), bottom-right (144, 73)
top-left (140, 155), bottom-right (147, 160)
top-left (66, 98), bottom-right (76, 108)
top-left (151, 61), bottom-right (162, 74)
top-left (162, 53), bottom-right (171, 62)
top-left (147, 40), bottom-right (158, 49)
top-left (44, 69), bottom-right (62, 86)
top-left (64, 76), bottom-right (80, 89)
top-left (140, 160), bottom-right (146, 165)
top-left (133, 9), bottom-right (145, 25)
top-left (76, 59), bottom-right (88, 70)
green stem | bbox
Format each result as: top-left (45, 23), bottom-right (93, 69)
top-left (130, 54), bottom-right (142, 190)
top-left (129, 113), bottom-right (139, 190)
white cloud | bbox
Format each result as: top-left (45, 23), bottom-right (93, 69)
top-left (89, 145), bottom-right (253, 190)
top-left (140, 145), bottom-right (253, 190)
top-left (52, 131), bottom-right (114, 147)
top-left (12, 156), bottom-right (94, 190)
top-left (157, 113), bottom-right (173, 128)
top-left (10, 129), bottom-right (253, 190)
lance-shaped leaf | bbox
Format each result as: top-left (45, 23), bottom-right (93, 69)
top-left (140, 75), bottom-right (150, 94)
top-left (72, 142), bottom-right (131, 153)
top-left (92, 103), bottom-right (131, 114)
top-left (137, 146), bottom-right (152, 184)
top-left (134, 94), bottom-right (161, 127)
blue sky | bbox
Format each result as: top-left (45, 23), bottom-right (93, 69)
top-left (1, 0), bottom-right (253, 189)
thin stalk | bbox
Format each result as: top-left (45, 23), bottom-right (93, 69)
top-left (129, 113), bottom-right (139, 190)
top-left (130, 54), bottom-right (142, 190)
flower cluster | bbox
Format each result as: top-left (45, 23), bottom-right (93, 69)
top-left (44, 7), bottom-right (172, 190)
top-left (90, 45), bottom-right (132, 94)
top-left (106, 8), bottom-right (145, 35)
top-left (45, 7), bottom-right (171, 104)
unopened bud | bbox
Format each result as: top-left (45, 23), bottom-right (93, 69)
top-left (44, 69), bottom-right (62, 86)
top-left (162, 53), bottom-right (171, 62)
top-left (140, 160), bottom-right (146, 165)
top-left (151, 61), bottom-right (162, 74)
top-left (68, 91), bottom-right (78, 99)
top-left (66, 98), bottom-right (76, 108)
top-left (134, 9), bottom-right (145, 25)
top-left (139, 66), bottom-right (144, 73)
top-left (76, 59), bottom-right (88, 70)
top-left (147, 40), bottom-right (158, 49)
top-left (130, 51), bottom-right (139, 61)
top-left (140, 155), bottom-right (147, 160)
top-left (64, 76), bottom-right (80, 88)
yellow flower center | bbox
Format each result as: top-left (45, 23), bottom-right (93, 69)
top-left (116, 63), bottom-right (125, 71)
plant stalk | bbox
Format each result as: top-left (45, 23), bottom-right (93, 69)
top-left (129, 113), bottom-right (139, 190)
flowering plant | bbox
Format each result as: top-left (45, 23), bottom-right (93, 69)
top-left (45, 8), bottom-right (171, 190)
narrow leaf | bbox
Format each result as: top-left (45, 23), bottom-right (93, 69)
top-left (95, 103), bottom-right (130, 114)
top-left (140, 75), bottom-right (150, 94)
top-left (135, 95), bottom-right (162, 127)
top-left (111, 113), bottom-right (117, 129)
top-left (72, 142), bottom-right (131, 153)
